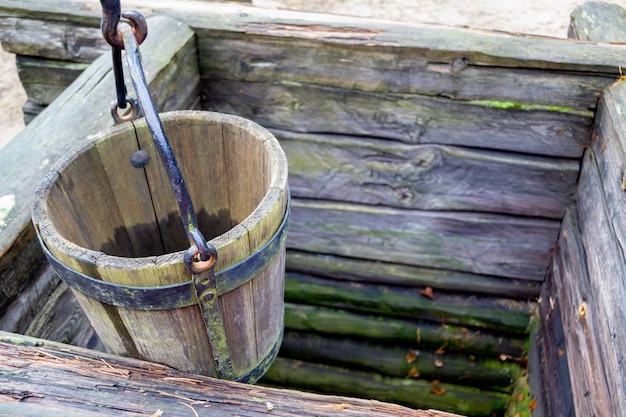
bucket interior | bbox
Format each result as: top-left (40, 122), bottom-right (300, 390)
top-left (45, 112), bottom-right (276, 260)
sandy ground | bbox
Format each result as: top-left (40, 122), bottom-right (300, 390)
top-left (1, 0), bottom-right (625, 149)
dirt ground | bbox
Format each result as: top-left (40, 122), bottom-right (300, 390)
top-left (1, 0), bottom-right (625, 148)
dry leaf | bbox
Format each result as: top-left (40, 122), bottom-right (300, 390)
top-left (434, 359), bottom-right (444, 368)
top-left (558, 348), bottom-right (565, 357)
top-left (514, 393), bottom-right (523, 401)
top-left (529, 398), bottom-right (537, 411)
top-left (430, 381), bottom-right (446, 396)
top-left (405, 350), bottom-right (417, 364)
top-left (407, 367), bottom-right (420, 378)
top-left (266, 402), bottom-right (275, 411)
top-left (420, 286), bottom-right (435, 300)
top-left (435, 345), bottom-right (446, 355)
top-left (149, 410), bottom-right (163, 417)
top-left (329, 403), bottom-right (349, 410)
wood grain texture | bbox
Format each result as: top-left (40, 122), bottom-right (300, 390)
top-left (261, 357), bottom-right (509, 417)
top-left (0, 331), bottom-right (443, 417)
top-left (280, 129), bottom-right (579, 217)
top-left (3, 0), bottom-right (626, 75)
top-left (286, 251), bottom-right (541, 300)
top-left (569, 1), bottom-right (626, 42)
top-left (0, 264), bottom-right (60, 334)
top-left (16, 56), bottom-right (89, 106)
top-left (198, 34), bottom-right (613, 110)
top-left (283, 303), bottom-right (527, 358)
top-left (287, 199), bottom-right (560, 281)
top-left (204, 80), bottom-right (593, 158)
top-left (535, 266), bottom-right (575, 417)
top-left (0, 15), bottom-right (104, 61)
top-left (278, 330), bottom-right (522, 391)
top-left (576, 135), bottom-right (626, 414)
top-left (552, 208), bottom-right (612, 417)
top-left (284, 274), bottom-right (532, 334)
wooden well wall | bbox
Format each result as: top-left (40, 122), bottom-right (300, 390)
top-left (2, 1), bottom-right (626, 416)
top-left (528, 4), bottom-right (626, 416)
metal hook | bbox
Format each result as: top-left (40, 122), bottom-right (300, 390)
top-left (99, 1), bottom-right (147, 49)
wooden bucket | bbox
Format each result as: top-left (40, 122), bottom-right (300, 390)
top-left (32, 110), bottom-right (289, 383)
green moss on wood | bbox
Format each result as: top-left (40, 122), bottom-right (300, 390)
top-left (468, 99), bottom-right (592, 116)
top-left (285, 274), bottom-right (532, 334)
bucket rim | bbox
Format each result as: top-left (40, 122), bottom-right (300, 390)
top-left (32, 110), bottom-right (289, 278)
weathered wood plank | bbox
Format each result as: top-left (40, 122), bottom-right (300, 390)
top-left (24, 280), bottom-right (100, 349)
top-left (198, 34), bottom-right (613, 110)
top-left (0, 331), bottom-right (440, 417)
top-left (0, 264), bottom-right (59, 333)
top-left (203, 80), bottom-right (593, 158)
top-left (0, 16), bottom-right (199, 306)
top-left (289, 253), bottom-right (540, 300)
top-left (288, 199), bottom-right (560, 280)
top-left (262, 357), bottom-right (509, 417)
top-left (1, 0), bottom-right (626, 75)
top-left (284, 303), bottom-right (527, 358)
top-left (576, 148), bottom-right (626, 414)
top-left (0, 16), bottom-right (104, 61)
top-left (535, 267), bottom-right (575, 417)
top-left (279, 130), bottom-right (579, 217)
top-left (16, 56), bottom-right (89, 106)
top-left (286, 251), bottom-right (541, 300)
top-left (569, 1), bottom-right (626, 42)
top-left (285, 274), bottom-right (532, 334)
top-left (552, 207), bottom-right (612, 417)
top-left (278, 330), bottom-right (522, 391)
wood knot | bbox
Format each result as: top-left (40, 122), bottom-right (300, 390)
top-left (450, 56), bottom-right (470, 73)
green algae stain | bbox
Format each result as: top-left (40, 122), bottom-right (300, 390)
top-left (468, 100), bottom-right (591, 116)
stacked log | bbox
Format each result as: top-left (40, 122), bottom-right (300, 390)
top-left (188, 7), bottom-right (619, 415)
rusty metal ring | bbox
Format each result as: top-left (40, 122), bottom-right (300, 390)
top-left (101, 9), bottom-right (148, 49)
top-left (111, 96), bottom-right (138, 123)
top-left (184, 244), bottom-right (218, 274)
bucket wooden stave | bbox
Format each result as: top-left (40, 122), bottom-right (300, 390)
top-left (32, 110), bottom-right (289, 382)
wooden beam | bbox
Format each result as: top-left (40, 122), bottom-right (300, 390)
top-left (279, 130), bottom-right (579, 217)
top-left (565, 4), bottom-right (626, 415)
top-left (16, 56), bottom-right (90, 107)
top-left (284, 274), bottom-right (532, 334)
top-left (287, 199), bottom-right (560, 281)
top-left (286, 250), bottom-right (542, 299)
top-left (262, 357), bottom-right (508, 417)
top-left (204, 80), bottom-right (593, 158)
top-left (552, 208), bottom-right (612, 416)
top-left (283, 303), bottom-right (527, 358)
top-left (0, 331), bottom-right (443, 417)
top-left (2, 0), bottom-right (622, 73)
top-left (277, 330), bottom-right (523, 392)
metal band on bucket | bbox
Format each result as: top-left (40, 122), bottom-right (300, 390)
top-left (38, 202), bottom-right (289, 311)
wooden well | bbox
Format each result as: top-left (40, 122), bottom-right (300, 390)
top-left (31, 110), bottom-right (289, 382)
top-left (4, 2), bottom-right (626, 416)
